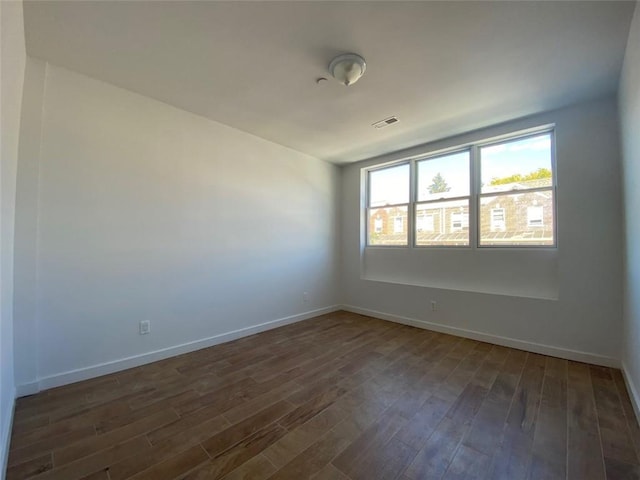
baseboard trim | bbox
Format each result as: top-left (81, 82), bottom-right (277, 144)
top-left (18, 305), bottom-right (341, 395)
top-left (16, 303), bottom-right (621, 396)
top-left (1, 387), bottom-right (16, 480)
top-left (342, 305), bottom-right (620, 368)
top-left (621, 361), bottom-right (640, 426)
top-left (15, 383), bottom-right (39, 398)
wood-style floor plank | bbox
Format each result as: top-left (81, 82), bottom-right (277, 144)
top-left (566, 362), bottom-right (606, 480)
top-left (590, 366), bottom-right (640, 480)
top-left (487, 352), bottom-right (547, 479)
top-left (528, 357), bottom-right (568, 480)
top-left (6, 453), bottom-right (52, 480)
top-left (6, 311), bottom-right (640, 480)
top-left (611, 369), bottom-right (640, 463)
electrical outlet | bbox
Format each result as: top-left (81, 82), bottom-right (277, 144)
top-left (303, 292), bottom-right (309, 303)
top-left (139, 320), bottom-right (151, 335)
top-left (430, 300), bottom-right (438, 312)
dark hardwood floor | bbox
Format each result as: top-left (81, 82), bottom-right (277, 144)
top-left (6, 311), bottom-right (640, 480)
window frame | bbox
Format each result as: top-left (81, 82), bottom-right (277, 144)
top-left (476, 130), bottom-right (557, 248)
top-left (414, 149), bottom-right (472, 248)
top-left (364, 126), bottom-right (557, 249)
top-left (366, 162), bottom-right (411, 247)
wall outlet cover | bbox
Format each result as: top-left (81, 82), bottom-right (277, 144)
top-left (139, 320), bottom-right (151, 335)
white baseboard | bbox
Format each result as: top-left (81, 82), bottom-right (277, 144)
top-left (16, 303), bottom-right (621, 398)
top-left (17, 305), bottom-right (341, 395)
top-left (1, 387), bottom-right (16, 480)
top-left (342, 305), bottom-right (620, 368)
top-left (621, 361), bottom-right (640, 426)
top-left (15, 383), bottom-right (38, 398)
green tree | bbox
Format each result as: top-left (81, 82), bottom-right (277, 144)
top-left (490, 168), bottom-right (552, 186)
top-left (428, 172), bottom-right (451, 194)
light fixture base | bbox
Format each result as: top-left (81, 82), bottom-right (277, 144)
top-left (329, 53), bottom-right (366, 86)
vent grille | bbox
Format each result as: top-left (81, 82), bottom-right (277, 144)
top-left (372, 116), bottom-right (399, 129)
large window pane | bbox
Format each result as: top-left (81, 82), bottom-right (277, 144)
top-left (480, 191), bottom-right (554, 246)
top-left (417, 151), bottom-right (470, 202)
top-left (369, 164), bottom-right (410, 207)
top-left (415, 199), bottom-right (469, 246)
top-left (369, 206), bottom-right (408, 246)
top-left (480, 134), bottom-right (552, 194)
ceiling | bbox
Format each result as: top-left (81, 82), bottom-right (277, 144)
top-left (23, 1), bottom-right (635, 164)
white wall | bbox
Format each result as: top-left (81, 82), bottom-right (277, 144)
top-left (13, 62), bottom-right (340, 391)
top-left (342, 97), bottom-right (623, 366)
top-left (0, 0), bottom-right (26, 476)
top-left (13, 57), bottom-right (45, 391)
top-left (619, 1), bottom-right (640, 419)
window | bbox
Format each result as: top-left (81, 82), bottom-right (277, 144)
top-left (491, 208), bottom-right (506, 231)
top-left (365, 128), bottom-right (556, 248)
top-left (393, 216), bottom-right (404, 233)
top-left (416, 214), bottom-right (434, 232)
top-left (450, 212), bottom-right (469, 231)
top-left (367, 163), bottom-right (409, 245)
top-left (416, 150), bottom-right (470, 246)
top-left (527, 205), bottom-right (544, 227)
top-left (479, 133), bottom-right (554, 246)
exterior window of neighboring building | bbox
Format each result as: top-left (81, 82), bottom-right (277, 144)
top-left (491, 208), bottom-right (506, 231)
top-left (365, 127), bottom-right (556, 248)
top-left (417, 214), bottom-right (434, 232)
top-left (393, 216), bottom-right (404, 233)
top-left (451, 212), bottom-right (469, 231)
top-left (527, 206), bottom-right (544, 227)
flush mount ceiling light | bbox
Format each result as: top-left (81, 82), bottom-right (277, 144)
top-left (329, 53), bottom-right (366, 86)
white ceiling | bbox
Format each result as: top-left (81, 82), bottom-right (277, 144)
top-left (23, 1), bottom-right (635, 164)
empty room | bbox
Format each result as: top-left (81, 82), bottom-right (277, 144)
top-left (1, 0), bottom-right (640, 479)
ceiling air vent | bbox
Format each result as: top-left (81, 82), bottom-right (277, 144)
top-left (372, 116), bottom-right (399, 129)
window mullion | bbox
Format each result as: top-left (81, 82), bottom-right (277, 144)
top-left (409, 159), bottom-right (416, 247)
top-left (365, 171), bottom-right (371, 246)
top-left (470, 145), bottom-right (479, 248)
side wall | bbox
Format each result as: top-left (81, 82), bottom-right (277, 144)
top-left (0, 0), bottom-right (26, 477)
top-left (342, 97), bottom-right (623, 366)
top-left (620, 1), bottom-right (640, 421)
top-left (14, 61), bottom-right (341, 392)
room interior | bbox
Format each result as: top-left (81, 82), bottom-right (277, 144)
top-left (1, 0), bottom-right (640, 479)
